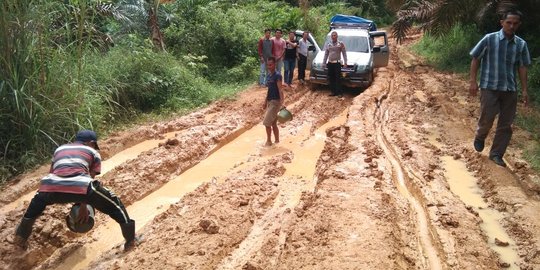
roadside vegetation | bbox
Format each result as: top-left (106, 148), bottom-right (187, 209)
top-left (394, 0), bottom-right (540, 171)
top-left (3, 0), bottom-right (537, 183)
top-left (0, 0), bottom-right (393, 184)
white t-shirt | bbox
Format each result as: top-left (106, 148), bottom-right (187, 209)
top-left (298, 38), bottom-right (309, 57)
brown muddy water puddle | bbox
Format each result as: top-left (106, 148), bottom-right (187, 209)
top-left (1, 132), bottom-right (177, 214)
top-left (217, 109), bottom-right (348, 269)
top-left (54, 110), bottom-right (348, 270)
top-left (442, 156), bottom-right (519, 269)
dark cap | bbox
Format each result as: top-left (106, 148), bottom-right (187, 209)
top-left (75, 130), bottom-right (100, 150)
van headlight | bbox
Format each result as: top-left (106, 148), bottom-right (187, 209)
top-left (313, 62), bottom-right (324, 70)
top-left (355, 64), bottom-right (368, 72)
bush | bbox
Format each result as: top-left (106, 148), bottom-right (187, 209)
top-left (528, 57), bottom-right (540, 107)
top-left (412, 24), bottom-right (482, 73)
top-left (0, 1), bottom-right (95, 182)
top-left (83, 45), bottom-right (213, 116)
top-left (165, 3), bottom-right (262, 81)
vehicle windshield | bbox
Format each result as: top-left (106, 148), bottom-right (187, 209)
top-left (324, 35), bottom-right (369, 53)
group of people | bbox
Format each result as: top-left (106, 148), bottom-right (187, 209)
top-left (259, 8), bottom-right (532, 164)
top-left (258, 28), bottom-right (311, 147)
top-left (10, 10), bottom-right (532, 255)
top-left (258, 29), bottom-right (310, 88)
top-left (258, 28), bottom-right (348, 146)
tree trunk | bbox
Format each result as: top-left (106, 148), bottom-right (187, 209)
top-left (148, 8), bottom-right (165, 51)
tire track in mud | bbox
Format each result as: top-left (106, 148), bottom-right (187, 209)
top-left (83, 90), bottom-right (351, 270)
top-left (0, 87), bottom-right (268, 270)
top-left (50, 87), bottom-right (347, 270)
top-left (373, 78), bottom-right (443, 270)
top-left (0, 85), bottom-right (352, 270)
top-left (216, 109), bottom-right (349, 269)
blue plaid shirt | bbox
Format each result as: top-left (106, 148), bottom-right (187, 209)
top-left (470, 29), bottom-right (531, 91)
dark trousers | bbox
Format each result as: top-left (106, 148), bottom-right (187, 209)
top-left (24, 181), bottom-right (131, 224)
top-left (327, 62), bottom-right (342, 95)
top-left (298, 54), bottom-right (307, 80)
top-left (475, 89), bottom-right (518, 158)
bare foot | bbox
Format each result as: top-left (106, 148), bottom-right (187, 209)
top-left (265, 141), bottom-right (272, 147)
top-left (274, 140), bottom-right (280, 144)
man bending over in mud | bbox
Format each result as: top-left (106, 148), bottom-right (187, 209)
top-left (13, 130), bottom-right (137, 250)
top-left (262, 57), bottom-right (285, 146)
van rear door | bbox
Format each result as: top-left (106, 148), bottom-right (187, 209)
top-left (369, 31), bottom-right (389, 68)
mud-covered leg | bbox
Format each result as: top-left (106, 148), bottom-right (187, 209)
top-left (14, 192), bottom-right (49, 248)
top-left (14, 217), bottom-right (37, 249)
top-left (87, 181), bottom-right (136, 250)
top-left (120, 219), bottom-right (137, 250)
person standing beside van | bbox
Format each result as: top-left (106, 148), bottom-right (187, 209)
top-left (323, 31), bottom-right (347, 97)
top-left (258, 29), bottom-right (273, 86)
top-left (271, 29), bottom-right (286, 77)
top-left (297, 31), bottom-right (310, 85)
top-left (284, 31), bottom-right (298, 87)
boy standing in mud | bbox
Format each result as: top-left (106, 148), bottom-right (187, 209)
top-left (13, 130), bottom-right (137, 250)
top-left (469, 10), bottom-right (531, 167)
top-left (262, 57), bottom-right (285, 146)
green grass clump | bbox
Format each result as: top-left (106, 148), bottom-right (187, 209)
top-left (412, 24), bottom-right (482, 73)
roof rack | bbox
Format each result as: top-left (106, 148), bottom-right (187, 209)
top-left (330, 22), bottom-right (372, 30)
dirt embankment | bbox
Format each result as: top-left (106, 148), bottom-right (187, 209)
top-left (1, 32), bottom-right (540, 270)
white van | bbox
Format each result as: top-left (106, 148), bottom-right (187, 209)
top-left (308, 20), bottom-right (389, 88)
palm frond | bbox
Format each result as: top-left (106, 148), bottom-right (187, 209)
top-left (391, 17), bottom-right (412, 44)
top-left (391, 0), bottom-right (437, 43)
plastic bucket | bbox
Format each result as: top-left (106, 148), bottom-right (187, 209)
top-left (277, 107), bottom-right (293, 123)
top-left (66, 203), bottom-right (95, 233)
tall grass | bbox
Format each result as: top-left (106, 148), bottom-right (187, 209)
top-left (1, 0), bottom-right (392, 184)
top-left (0, 1), bottom-right (85, 182)
top-left (0, 1), bottom-right (257, 184)
top-left (412, 23), bottom-right (482, 73)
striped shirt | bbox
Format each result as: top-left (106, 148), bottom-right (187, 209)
top-left (470, 29), bottom-right (531, 91)
top-left (39, 143), bottom-right (101, 194)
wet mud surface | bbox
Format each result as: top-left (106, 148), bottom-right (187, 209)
top-left (1, 33), bottom-right (540, 270)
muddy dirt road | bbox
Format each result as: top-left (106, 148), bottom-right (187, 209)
top-left (1, 34), bottom-right (540, 270)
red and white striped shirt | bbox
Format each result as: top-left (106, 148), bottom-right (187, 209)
top-left (39, 143), bottom-right (101, 194)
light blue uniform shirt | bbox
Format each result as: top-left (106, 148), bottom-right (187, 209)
top-left (470, 29), bottom-right (531, 91)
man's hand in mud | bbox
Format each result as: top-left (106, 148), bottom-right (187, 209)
top-left (77, 203), bottom-right (90, 223)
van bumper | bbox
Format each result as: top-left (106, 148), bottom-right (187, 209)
top-left (310, 69), bottom-right (372, 88)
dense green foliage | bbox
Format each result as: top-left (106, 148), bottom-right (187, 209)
top-left (5, 0), bottom-right (537, 182)
top-left (412, 24), bottom-right (482, 73)
top-left (0, 0), bottom-right (394, 183)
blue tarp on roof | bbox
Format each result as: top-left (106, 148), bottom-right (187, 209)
top-left (330, 14), bottom-right (377, 31)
